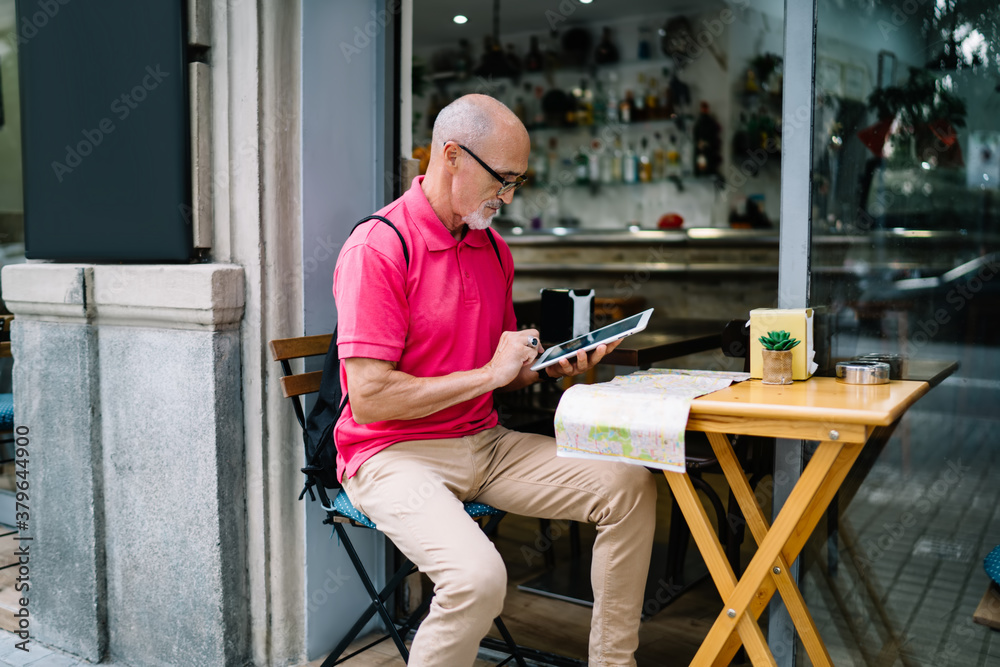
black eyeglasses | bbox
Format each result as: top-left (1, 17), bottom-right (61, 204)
top-left (458, 144), bottom-right (526, 197)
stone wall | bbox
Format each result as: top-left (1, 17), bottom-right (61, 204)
top-left (2, 263), bottom-right (248, 667)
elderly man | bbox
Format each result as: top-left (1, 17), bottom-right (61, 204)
top-left (333, 94), bottom-right (656, 666)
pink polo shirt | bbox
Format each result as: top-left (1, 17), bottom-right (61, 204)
top-left (333, 176), bottom-right (516, 482)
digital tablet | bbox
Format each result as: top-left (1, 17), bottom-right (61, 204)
top-left (530, 308), bottom-right (653, 371)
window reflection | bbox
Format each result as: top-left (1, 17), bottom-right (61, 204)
top-left (807, 2), bottom-right (1000, 665)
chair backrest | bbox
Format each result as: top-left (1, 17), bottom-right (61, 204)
top-left (269, 333), bottom-right (333, 428)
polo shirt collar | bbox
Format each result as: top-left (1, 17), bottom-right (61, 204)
top-left (404, 176), bottom-right (491, 251)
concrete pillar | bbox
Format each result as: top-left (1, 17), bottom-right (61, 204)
top-left (2, 263), bottom-right (248, 667)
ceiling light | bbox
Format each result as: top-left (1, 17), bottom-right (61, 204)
top-left (453, 15), bottom-right (468, 24)
top-left (579, 0), bottom-right (593, 3)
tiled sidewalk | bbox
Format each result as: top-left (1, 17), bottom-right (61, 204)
top-left (0, 632), bottom-right (87, 667)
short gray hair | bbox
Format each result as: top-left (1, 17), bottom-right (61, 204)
top-left (431, 95), bottom-right (510, 152)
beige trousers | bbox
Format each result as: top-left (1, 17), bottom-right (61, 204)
top-left (341, 425), bottom-right (657, 667)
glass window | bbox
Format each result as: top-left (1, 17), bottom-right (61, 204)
top-left (807, 2), bottom-right (1000, 664)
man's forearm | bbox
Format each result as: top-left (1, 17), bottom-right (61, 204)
top-left (345, 358), bottom-right (501, 424)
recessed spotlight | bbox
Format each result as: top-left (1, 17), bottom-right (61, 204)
top-left (453, 15), bottom-right (468, 24)
top-left (579, 0), bottom-right (593, 3)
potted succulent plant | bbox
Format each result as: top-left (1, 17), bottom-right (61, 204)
top-left (758, 330), bottom-right (799, 385)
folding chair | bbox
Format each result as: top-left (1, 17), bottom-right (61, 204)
top-left (269, 333), bottom-right (527, 666)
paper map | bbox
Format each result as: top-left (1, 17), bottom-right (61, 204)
top-left (554, 369), bottom-right (751, 473)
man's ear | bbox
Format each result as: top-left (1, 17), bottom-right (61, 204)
top-left (442, 142), bottom-right (460, 171)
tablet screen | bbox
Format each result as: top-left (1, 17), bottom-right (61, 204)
top-left (530, 308), bottom-right (653, 371)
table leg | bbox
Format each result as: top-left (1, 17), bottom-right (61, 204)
top-left (687, 440), bottom-right (847, 665)
top-left (710, 439), bottom-right (866, 666)
top-left (662, 472), bottom-right (774, 661)
top-left (707, 433), bottom-right (833, 667)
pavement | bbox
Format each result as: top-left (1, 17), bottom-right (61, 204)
top-left (0, 631), bottom-right (88, 667)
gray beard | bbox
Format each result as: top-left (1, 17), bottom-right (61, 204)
top-left (463, 201), bottom-right (501, 230)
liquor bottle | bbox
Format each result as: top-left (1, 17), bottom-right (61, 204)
top-left (666, 133), bottom-right (682, 177)
top-left (600, 142), bottom-right (614, 184)
top-left (605, 80), bottom-right (619, 124)
top-left (570, 82), bottom-right (584, 126)
top-left (637, 25), bottom-right (652, 61)
top-left (594, 26), bottom-right (620, 65)
top-left (532, 85), bottom-right (546, 128)
top-left (547, 137), bottom-right (560, 182)
top-left (660, 68), bottom-right (675, 119)
top-left (524, 36), bottom-right (544, 72)
top-left (623, 142), bottom-right (638, 183)
top-left (619, 90), bottom-right (633, 124)
top-left (633, 76), bottom-right (647, 122)
top-left (692, 101), bottom-right (722, 177)
top-left (652, 132), bottom-right (667, 181)
top-left (574, 146), bottom-right (589, 185)
top-left (588, 139), bottom-right (602, 185)
top-left (580, 80), bottom-right (594, 126)
top-left (638, 137), bottom-right (652, 183)
top-left (646, 78), bottom-right (659, 120)
top-left (611, 136), bottom-right (624, 182)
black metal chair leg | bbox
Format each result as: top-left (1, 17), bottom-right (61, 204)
top-left (492, 616), bottom-right (529, 667)
top-left (324, 524), bottom-right (411, 666)
top-left (324, 547), bottom-right (418, 664)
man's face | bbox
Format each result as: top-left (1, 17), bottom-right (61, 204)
top-left (451, 133), bottom-right (529, 230)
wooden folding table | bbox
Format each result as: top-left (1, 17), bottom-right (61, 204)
top-left (666, 376), bottom-right (930, 666)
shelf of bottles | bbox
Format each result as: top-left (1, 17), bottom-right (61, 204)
top-left (419, 27), bottom-right (726, 194)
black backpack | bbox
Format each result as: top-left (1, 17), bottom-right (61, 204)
top-left (299, 215), bottom-right (503, 501)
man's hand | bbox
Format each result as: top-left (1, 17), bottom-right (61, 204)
top-left (485, 329), bottom-right (542, 389)
top-left (542, 338), bottom-right (623, 380)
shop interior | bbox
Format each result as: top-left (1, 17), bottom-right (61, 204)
top-left (404, 1), bottom-right (785, 664)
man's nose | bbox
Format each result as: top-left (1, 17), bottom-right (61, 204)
top-left (500, 188), bottom-right (515, 206)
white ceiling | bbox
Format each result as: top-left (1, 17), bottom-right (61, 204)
top-left (412, 0), bottom-right (725, 50)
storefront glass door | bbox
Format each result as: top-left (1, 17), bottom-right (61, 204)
top-left (804, 1), bottom-right (1000, 664)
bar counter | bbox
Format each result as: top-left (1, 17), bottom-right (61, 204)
top-left (499, 226), bottom-right (996, 328)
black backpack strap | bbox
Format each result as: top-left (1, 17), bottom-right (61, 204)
top-left (485, 228), bottom-right (503, 270)
top-left (353, 214), bottom-right (410, 269)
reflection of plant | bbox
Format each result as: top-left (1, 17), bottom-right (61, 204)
top-left (750, 53), bottom-right (782, 88)
top-left (867, 67), bottom-right (966, 128)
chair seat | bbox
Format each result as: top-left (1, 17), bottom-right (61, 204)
top-left (332, 488), bottom-right (504, 530)
top-left (0, 394), bottom-right (13, 430)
